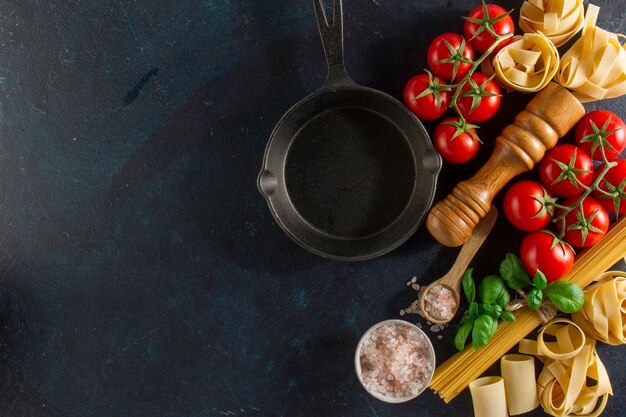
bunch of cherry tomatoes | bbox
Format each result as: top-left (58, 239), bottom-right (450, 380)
top-left (403, 4), bottom-right (515, 164)
top-left (503, 110), bottom-right (626, 282)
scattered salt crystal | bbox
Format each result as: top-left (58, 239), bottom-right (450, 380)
top-left (399, 309), bottom-right (405, 316)
top-left (411, 277), bottom-right (417, 283)
top-left (359, 322), bottom-right (434, 399)
top-left (437, 335), bottom-right (443, 340)
top-left (403, 299), bottom-right (421, 315)
top-left (423, 284), bottom-right (457, 321)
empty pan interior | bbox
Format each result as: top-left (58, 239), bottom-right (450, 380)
top-left (285, 106), bottom-right (414, 239)
top-left (259, 86), bottom-right (440, 260)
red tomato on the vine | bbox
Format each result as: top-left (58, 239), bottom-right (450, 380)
top-left (556, 196), bottom-right (609, 248)
top-left (403, 73), bottom-right (451, 121)
top-left (520, 231), bottom-right (575, 282)
top-left (427, 33), bottom-right (474, 81)
top-left (538, 145), bottom-right (594, 197)
top-left (503, 180), bottom-right (555, 231)
top-left (463, 4), bottom-right (514, 54)
top-left (574, 110), bottom-right (626, 161)
top-left (456, 73), bottom-right (501, 122)
top-left (433, 117), bottom-right (480, 164)
top-left (593, 159), bottom-right (626, 214)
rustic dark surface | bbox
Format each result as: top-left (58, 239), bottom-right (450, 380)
top-left (0, 0), bottom-right (625, 416)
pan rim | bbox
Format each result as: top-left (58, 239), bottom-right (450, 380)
top-left (258, 85), bottom-right (441, 261)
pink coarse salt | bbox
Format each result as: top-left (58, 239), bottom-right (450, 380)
top-left (423, 284), bottom-right (457, 321)
top-left (358, 321), bottom-right (434, 400)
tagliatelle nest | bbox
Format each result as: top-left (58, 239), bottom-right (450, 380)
top-left (571, 271), bottom-right (626, 345)
top-left (519, 0), bottom-right (585, 47)
top-left (556, 4), bottom-right (626, 102)
top-left (493, 32), bottom-right (559, 93)
top-left (519, 319), bottom-right (612, 417)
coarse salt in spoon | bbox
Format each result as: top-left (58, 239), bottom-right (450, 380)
top-left (420, 207), bottom-right (498, 324)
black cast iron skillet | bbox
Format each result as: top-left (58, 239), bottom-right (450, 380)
top-left (258, 0), bottom-right (441, 261)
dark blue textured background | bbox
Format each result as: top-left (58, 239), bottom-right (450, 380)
top-left (0, 0), bottom-right (625, 416)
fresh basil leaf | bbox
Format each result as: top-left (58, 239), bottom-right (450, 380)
top-left (455, 321), bottom-right (473, 351)
top-left (500, 253), bottom-right (532, 289)
top-left (482, 303), bottom-right (502, 319)
top-left (501, 310), bottom-right (516, 322)
top-left (528, 288), bottom-right (543, 310)
top-left (460, 311), bottom-right (472, 324)
top-left (533, 270), bottom-right (548, 290)
top-left (490, 315), bottom-right (499, 336)
top-left (497, 289), bottom-right (510, 308)
top-left (469, 301), bottom-right (479, 319)
top-left (462, 268), bottom-right (476, 303)
top-left (545, 281), bottom-right (585, 313)
top-left (479, 275), bottom-right (508, 305)
top-left (472, 315), bottom-right (496, 349)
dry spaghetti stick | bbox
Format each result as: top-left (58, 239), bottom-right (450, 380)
top-left (429, 215), bottom-right (626, 403)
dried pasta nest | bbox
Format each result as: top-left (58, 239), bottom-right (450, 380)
top-left (572, 271), bottom-right (626, 345)
top-left (493, 32), bottom-right (559, 93)
top-left (556, 4), bottom-right (626, 102)
top-left (519, 0), bottom-right (585, 47)
top-left (519, 319), bottom-right (612, 417)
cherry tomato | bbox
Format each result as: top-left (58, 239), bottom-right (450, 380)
top-left (403, 73), bottom-right (451, 121)
top-left (593, 159), bottom-right (626, 214)
top-left (556, 196), bottom-right (609, 248)
top-left (456, 73), bottom-right (501, 122)
top-left (463, 4), bottom-right (514, 54)
top-left (433, 117), bottom-right (479, 164)
top-left (427, 33), bottom-right (474, 81)
top-left (503, 180), bottom-right (554, 231)
top-left (574, 110), bottom-right (626, 161)
top-left (538, 144), bottom-right (594, 197)
top-left (520, 231), bottom-right (575, 282)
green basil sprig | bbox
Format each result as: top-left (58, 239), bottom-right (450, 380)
top-left (501, 254), bottom-right (584, 313)
top-left (499, 253), bottom-right (532, 289)
top-left (454, 253), bottom-right (585, 351)
top-left (455, 269), bottom-right (512, 350)
top-left (544, 280), bottom-right (584, 313)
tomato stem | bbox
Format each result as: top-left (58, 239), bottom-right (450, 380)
top-left (550, 150), bottom-right (618, 242)
top-left (447, 31), bottom-right (513, 130)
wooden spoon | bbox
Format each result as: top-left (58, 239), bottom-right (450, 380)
top-left (420, 207), bottom-right (498, 324)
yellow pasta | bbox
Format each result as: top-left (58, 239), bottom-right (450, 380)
top-left (519, 0), bottom-right (585, 47)
top-left (519, 319), bottom-right (612, 417)
top-left (501, 354), bottom-right (539, 415)
top-left (494, 32), bottom-right (560, 92)
top-left (429, 215), bottom-right (626, 403)
top-left (469, 377), bottom-right (508, 417)
top-left (556, 4), bottom-right (626, 102)
top-left (572, 271), bottom-right (626, 345)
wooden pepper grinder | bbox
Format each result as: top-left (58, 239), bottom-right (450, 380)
top-left (426, 82), bottom-right (585, 247)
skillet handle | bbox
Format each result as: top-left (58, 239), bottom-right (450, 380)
top-left (313, 0), bottom-right (355, 88)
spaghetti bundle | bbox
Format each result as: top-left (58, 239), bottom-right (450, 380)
top-left (519, 0), bottom-right (585, 47)
top-left (494, 32), bottom-right (560, 92)
top-left (519, 320), bottom-right (612, 416)
top-left (556, 4), bottom-right (626, 102)
top-left (572, 271), bottom-right (626, 345)
top-left (429, 215), bottom-right (626, 403)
